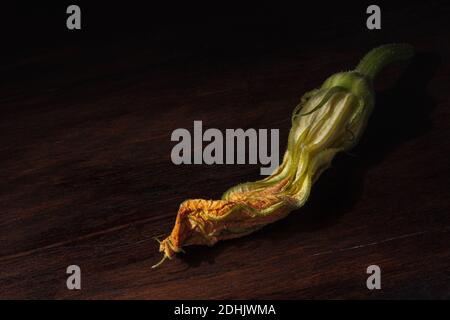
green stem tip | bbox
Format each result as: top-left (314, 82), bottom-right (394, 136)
top-left (355, 43), bottom-right (415, 80)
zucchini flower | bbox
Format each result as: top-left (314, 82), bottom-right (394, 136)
top-left (153, 44), bottom-right (414, 268)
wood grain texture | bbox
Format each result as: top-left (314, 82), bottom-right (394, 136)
top-left (0, 2), bottom-right (449, 299)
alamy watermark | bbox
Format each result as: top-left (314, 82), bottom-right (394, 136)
top-left (171, 121), bottom-right (279, 175)
top-left (66, 265), bottom-right (81, 290)
top-left (366, 5), bottom-right (381, 30)
top-left (366, 265), bottom-right (381, 290)
top-left (66, 5), bottom-right (81, 30)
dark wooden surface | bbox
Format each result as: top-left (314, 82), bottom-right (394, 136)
top-left (0, 2), bottom-right (449, 299)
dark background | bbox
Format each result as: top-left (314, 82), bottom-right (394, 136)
top-left (0, 1), bottom-right (449, 299)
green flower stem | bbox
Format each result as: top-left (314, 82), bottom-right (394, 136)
top-left (355, 44), bottom-right (415, 80)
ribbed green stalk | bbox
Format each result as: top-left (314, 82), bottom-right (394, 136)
top-left (356, 44), bottom-right (415, 80)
